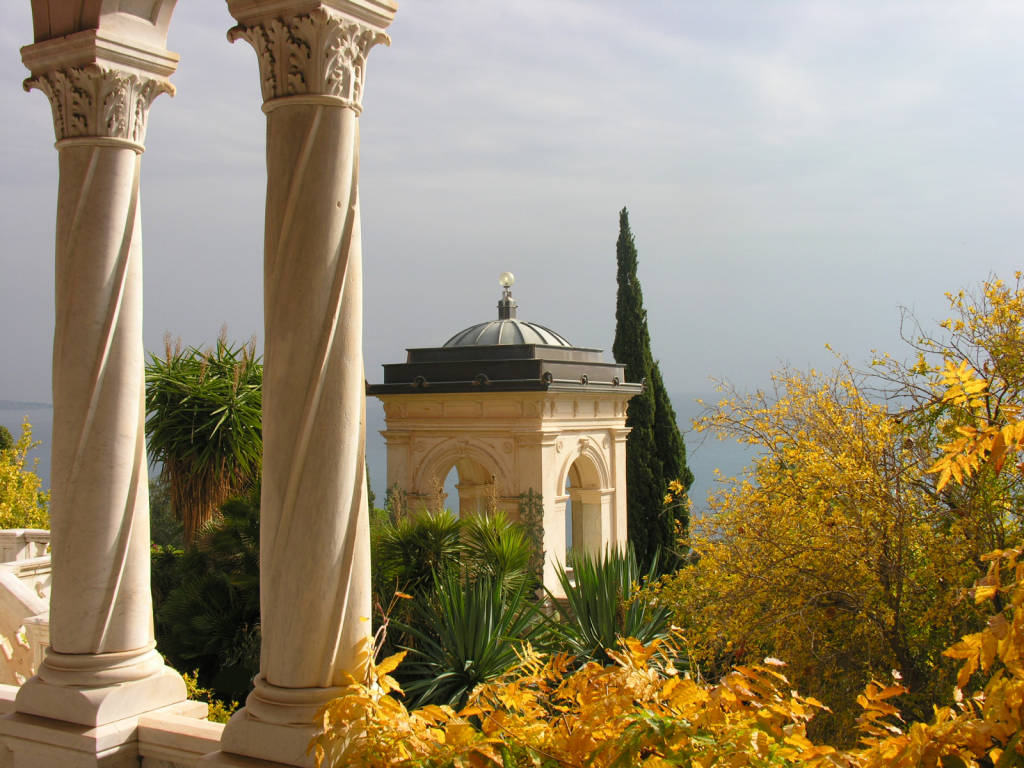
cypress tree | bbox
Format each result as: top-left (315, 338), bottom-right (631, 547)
top-left (612, 207), bottom-right (693, 572)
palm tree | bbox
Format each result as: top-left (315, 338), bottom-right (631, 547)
top-left (145, 332), bottom-right (262, 545)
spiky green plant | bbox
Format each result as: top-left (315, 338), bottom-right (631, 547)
top-left (548, 546), bottom-right (671, 665)
top-left (145, 333), bottom-right (262, 545)
top-left (374, 508), bottom-right (463, 597)
top-left (461, 510), bottom-right (534, 592)
top-left (396, 571), bottom-right (541, 709)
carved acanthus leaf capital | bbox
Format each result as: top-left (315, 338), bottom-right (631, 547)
top-left (26, 65), bottom-right (173, 145)
top-left (229, 7), bottom-right (389, 111)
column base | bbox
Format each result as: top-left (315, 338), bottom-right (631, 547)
top-left (0, 699), bottom-right (206, 768)
top-left (210, 708), bottom-right (319, 768)
top-left (206, 673), bottom-right (353, 767)
top-left (15, 665), bottom-right (186, 727)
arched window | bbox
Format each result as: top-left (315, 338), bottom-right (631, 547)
top-left (435, 457), bottom-right (494, 518)
top-left (564, 454), bottom-right (602, 558)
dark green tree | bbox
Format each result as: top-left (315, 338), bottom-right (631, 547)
top-left (612, 207), bottom-right (693, 572)
top-left (0, 425), bottom-right (13, 453)
top-left (153, 488), bottom-right (261, 703)
top-left (650, 364), bottom-right (694, 499)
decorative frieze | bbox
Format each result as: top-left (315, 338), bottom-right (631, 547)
top-left (26, 65), bottom-right (172, 144)
top-left (229, 7), bottom-right (389, 110)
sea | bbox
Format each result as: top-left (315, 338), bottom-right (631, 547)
top-left (2, 393), bottom-right (757, 519)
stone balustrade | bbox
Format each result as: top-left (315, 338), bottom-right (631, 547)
top-left (0, 529), bottom-right (50, 564)
top-left (0, 530), bottom-right (50, 687)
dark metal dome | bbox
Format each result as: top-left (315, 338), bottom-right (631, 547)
top-left (442, 279), bottom-right (573, 348)
top-left (369, 276), bottom-right (638, 396)
top-left (443, 319), bottom-right (573, 348)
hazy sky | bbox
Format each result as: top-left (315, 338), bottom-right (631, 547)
top-left (2, 1), bottom-right (1023, 433)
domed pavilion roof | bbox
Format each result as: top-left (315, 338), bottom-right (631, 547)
top-left (443, 319), bottom-right (571, 348)
top-left (367, 274), bottom-right (642, 397)
top-left (443, 274), bottom-right (572, 348)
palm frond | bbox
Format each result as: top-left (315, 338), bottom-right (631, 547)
top-left (145, 337), bottom-right (263, 545)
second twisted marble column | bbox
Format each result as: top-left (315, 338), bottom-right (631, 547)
top-left (211, 3), bottom-right (396, 766)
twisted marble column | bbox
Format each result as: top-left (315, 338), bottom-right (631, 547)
top-left (214, 3), bottom-right (395, 765)
top-left (13, 60), bottom-right (185, 726)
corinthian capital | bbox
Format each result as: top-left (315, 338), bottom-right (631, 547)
top-left (229, 7), bottom-right (390, 111)
top-left (26, 65), bottom-right (173, 145)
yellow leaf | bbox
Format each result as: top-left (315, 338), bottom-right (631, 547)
top-left (974, 585), bottom-right (998, 603)
top-left (376, 651), bottom-right (407, 677)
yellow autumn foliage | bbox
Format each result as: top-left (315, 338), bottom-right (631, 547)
top-left (309, 275), bottom-right (1023, 767)
top-left (657, 275), bottom-right (1024, 743)
top-left (659, 366), bottom-right (987, 743)
top-left (0, 418), bottom-right (49, 530)
top-left (852, 544), bottom-right (1024, 768)
top-left (310, 548), bottom-right (1023, 767)
top-left (311, 636), bottom-right (838, 768)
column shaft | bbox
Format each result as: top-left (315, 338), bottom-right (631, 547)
top-left (49, 142), bottom-right (153, 659)
top-left (259, 102), bottom-right (369, 692)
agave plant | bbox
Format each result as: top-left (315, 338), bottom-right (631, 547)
top-left (145, 333), bottom-right (262, 545)
top-left (396, 571), bottom-right (541, 708)
top-left (548, 546), bottom-right (671, 665)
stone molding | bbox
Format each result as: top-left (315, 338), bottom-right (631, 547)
top-left (229, 7), bottom-right (389, 111)
top-left (26, 65), bottom-right (172, 145)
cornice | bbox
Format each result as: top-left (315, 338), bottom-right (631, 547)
top-left (21, 28), bottom-right (179, 80)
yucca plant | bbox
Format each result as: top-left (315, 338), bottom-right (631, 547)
top-left (396, 571), bottom-right (541, 708)
top-left (548, 546), bottom-right (671, 665)
top-left (145, 332), bottom-right (262, 545)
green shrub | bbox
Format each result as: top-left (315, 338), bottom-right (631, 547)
top-left (395, 571), bottom-right (542, 709)
top-left (547, 546), bottom-right (671, 665)
top-left (153, 490), bottom-right (260, 702)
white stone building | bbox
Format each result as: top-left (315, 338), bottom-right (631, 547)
top-left (369, 278), bottom-right (641, 595)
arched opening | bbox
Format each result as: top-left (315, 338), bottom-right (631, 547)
top-left (564, 454), bottom-right (602, 557)
top-left (436, 456), bottom-right (495, 518)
